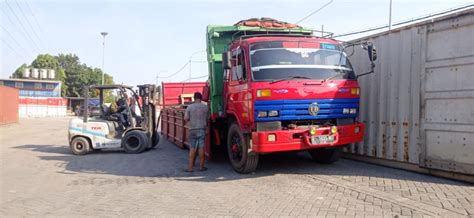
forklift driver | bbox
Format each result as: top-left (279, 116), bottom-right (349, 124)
top-left (112, 93), bottom-right (129, 128)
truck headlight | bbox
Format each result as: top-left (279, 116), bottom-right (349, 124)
top-left (349, 108), bottom-right (357, 114)
top-left (268, 110), bottom-right (279, 117)
top-left (257, 111), bottom-right (267, 117)
top-left (343, 108), bottom-right (350, 114)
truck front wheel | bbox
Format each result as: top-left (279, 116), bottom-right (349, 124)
top-left (308, 147), bottom-right (342, 164)
top-left (226, 123), bottom-right (259, 174)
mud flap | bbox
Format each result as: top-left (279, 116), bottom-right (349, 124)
top-left (204, 125), bottom-right (212, 160)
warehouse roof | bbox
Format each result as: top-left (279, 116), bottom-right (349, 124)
top-left (0, 78), bottom-right (61, 84)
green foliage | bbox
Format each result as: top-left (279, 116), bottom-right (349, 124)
top-left (11, 63), bottom-right (27, 78)
top-left (56, 68), bottom-right (67, 95)
top-left (11, 53), bottom-right (115, 97)
top-left (31, 54), bottom-right (59, 69)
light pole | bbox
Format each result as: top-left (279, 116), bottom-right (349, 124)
top-left (388, 0), bottom-right (393, 31)
top-left (100, 32), bottom-right (108, 85)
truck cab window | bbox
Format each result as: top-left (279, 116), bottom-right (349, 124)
top-left (231, 48), bottom-right (247, 81)
top-left (231, 50), bottom-right (239, 81)
top-left (237, 50), bottom-right (247, 81)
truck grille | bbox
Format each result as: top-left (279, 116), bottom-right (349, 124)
top-left (254, 98), bottom-right (359, 122)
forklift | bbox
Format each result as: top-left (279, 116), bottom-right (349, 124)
top-left (68, 84), bottom-right (160, 155)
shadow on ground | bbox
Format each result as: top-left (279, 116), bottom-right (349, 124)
top-left (13, 140), bottom-right (471, 186)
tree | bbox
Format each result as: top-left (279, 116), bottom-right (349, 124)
top-left (56, 68), bottom-right (67, 95)
top-left (11, 64), bottom-right (28, 78)
top-left (55, 53), bottom-right (113, 97)
top-left (57, 54), bottom-right (82, 97)
top-left (31, 54), bottom-right (58, 69)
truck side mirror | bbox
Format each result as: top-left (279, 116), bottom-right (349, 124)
top-left (357, 42), bottom-right (377, 79)
top-left (367, 44), bottom-right (377, 61)
top-left (222, 51), bottom-right (231, 70)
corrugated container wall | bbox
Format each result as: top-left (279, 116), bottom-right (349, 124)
top-left (347, 9), bottom-right (474, 177)
top-left (0, 86), bottom-right (19, 125)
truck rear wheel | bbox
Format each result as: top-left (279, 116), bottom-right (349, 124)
top-left (308, 147), bottom-right (342, 164)
top-left (122, 130), bottom-right (149, 154)
top-left (70, 136), bottom-right (91, 155)
top-left (226, 123), bottom-right (259, 174)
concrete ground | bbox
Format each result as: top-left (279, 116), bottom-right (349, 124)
top-left (1, 117), bottom-right (473, 217)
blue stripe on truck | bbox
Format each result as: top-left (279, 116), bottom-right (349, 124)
top-left (255, 98), bottom-right (359, 121)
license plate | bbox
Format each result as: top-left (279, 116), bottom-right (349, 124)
top-left (311, 135), bottom-right (335, 144)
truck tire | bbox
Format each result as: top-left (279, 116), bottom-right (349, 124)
top-left (226, 123), bottom-right (259, 174)
top-left (122, 130), bottom-right (149, 154)
top-left (70, 136), bottom-right (91, 155)
top-left (308, 147), bottom-right (342, 164)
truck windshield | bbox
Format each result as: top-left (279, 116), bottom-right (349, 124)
top-left (250, 47), bottom-right (355, 81)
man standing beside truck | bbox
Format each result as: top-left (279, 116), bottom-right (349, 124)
top-left (184, 92), bottom-right (209, 172)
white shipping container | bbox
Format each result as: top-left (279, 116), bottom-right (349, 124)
top-left (347, 8), bottom-right (474, 181)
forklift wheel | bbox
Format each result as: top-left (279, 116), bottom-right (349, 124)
top-left (151, 133), bottom-right (160, 148)
top-left (70, 137), bottom-right (91, 155)
top-left (122, 130), bottom-right (149, 154)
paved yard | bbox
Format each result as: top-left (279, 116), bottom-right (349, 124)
top-left (1, 117), bottom-right (473, 217)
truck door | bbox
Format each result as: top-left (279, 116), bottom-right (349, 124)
top-left (226, 47), bottom-right (251, 130)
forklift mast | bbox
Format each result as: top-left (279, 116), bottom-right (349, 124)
top-left (137, 84), bottom-right (158, 138)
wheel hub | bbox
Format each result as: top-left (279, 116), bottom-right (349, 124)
top-left (76, 143), bottom-right (83, 150)
top-left (231, 144), bottom-right (239, 153)
top-left (230, 134), bottom-right (242, 160)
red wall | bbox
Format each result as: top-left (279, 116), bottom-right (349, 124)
top-left (0, 86), bottom-right (19, 125)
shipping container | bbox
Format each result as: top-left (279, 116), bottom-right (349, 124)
top-left (0, 86), bottom-right (19, 125)
top-left (347, 8), bottom-right (474, 182)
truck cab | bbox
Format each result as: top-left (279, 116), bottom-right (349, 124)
top-left (223, 36), bottom-right (364, 152)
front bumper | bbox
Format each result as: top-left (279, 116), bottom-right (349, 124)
top-left (251, 123), bottom-right (364, 153)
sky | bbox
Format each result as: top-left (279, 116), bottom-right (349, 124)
top-left (1, 0), bottom-right (472, 85)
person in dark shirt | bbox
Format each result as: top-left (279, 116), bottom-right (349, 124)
top-left (114, 94), bottom-right (129, 128)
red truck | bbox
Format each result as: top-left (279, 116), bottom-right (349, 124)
top-left (161, 18), bottom-right (375, 173)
